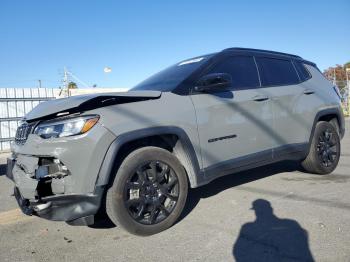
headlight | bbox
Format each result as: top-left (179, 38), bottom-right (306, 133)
top-left (34, 115), bottom-right (99, 139)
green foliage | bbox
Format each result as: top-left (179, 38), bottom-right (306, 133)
top-left (344, 62), bottom-right (350, 70)
top-left (68, 81), bottom-right (78, 89)
top-left (323, 63), bottom-right (349, 90)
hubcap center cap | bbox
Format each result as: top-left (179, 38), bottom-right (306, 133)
top-left (144, 185), bottom-right (158, 197)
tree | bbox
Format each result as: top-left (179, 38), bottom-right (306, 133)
top-left (323, 64), bottom-right (348, 90)
top-left (68, 81), bottom-right (78, 89)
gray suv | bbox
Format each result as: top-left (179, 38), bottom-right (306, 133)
top-left (6, 48), bottom-right (345, 235)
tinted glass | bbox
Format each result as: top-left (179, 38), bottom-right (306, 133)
top-left (131, 55), bottom-right (213, 92)
top-left (294, 61), bottom-right (310, 81)
top-left (208, 56), bottom-right (260, 89)
top-left (256, 57), bottom-right (299, 86)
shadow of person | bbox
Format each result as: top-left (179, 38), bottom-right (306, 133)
top-left (233, 199), bottom-right (314, 262)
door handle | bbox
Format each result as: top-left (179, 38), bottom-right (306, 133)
top-left (303, 89), bottom-right (315, 95)
top-left (253, 95), bottom-right (269, 102)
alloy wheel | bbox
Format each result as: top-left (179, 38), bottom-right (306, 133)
top-left (123, 160), bottom-right (179, 225)
top-left (316, 129), bottom-right (338, 167)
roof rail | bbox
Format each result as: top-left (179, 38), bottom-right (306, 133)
top-left (222, 47), bottom-right (302, 59)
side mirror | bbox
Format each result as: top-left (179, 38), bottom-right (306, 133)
top-left (195, 73), bottom-right (232, 93)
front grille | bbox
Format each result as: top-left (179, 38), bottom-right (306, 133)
top-left (15, 122), bottom-right (36, 145)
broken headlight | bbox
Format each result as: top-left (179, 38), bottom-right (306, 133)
top-left (34, 115), bottom-right (99, 139)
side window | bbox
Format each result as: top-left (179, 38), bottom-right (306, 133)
top-left (208, 56), bottom-right (260, 90)
top-left (256, 57), bottom-right (299, 86)
top-left (293, 61), bottom-right (311, 81)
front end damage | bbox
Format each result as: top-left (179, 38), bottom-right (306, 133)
top-left (6, 120), bottom-right (117, 225)
top-left (5, 91), bottom-right (159, 225)
top-left (7, 154), bottom-right (103, 225)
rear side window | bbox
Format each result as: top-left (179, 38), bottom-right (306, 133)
top-left (293, 61), bottom-right (311, 81)
top-left (256, 57), bottom-right (299, 86)
top-left (208, 56), bottom-right (260, 90)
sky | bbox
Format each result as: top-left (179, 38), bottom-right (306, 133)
top-left (0, 0), bottom-right (349, 89)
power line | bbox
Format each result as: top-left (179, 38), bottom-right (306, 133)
top-left (67, 71), bottom-right (90, 88)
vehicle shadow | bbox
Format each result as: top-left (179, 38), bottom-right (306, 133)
top-left (89, 196), bottom-right (116, 229)
top-left (91, 160), bottom-right (303, 230)
top-left (179, 160), bottom-right (302, 222)
top-left (89, 215), bottom-right (116, 229)
top-left (232, 199), bottom-right (314, 261)
top-left (0, 164), bottom-right (7, 176)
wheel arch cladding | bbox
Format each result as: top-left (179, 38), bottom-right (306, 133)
top-left (313, 108), bottom-right (345, 141)
top-left (303, 107), bottom-right (344, 157)
top-left (318, 113), bottom-right (341, 134)
top-left (94, 126), bottom-right (201, 190)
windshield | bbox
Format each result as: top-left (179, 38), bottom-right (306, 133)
top-left (131, 55), bottom-right (213, 92)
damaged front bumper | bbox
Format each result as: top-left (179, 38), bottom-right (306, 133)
top-left (5, 122), bottom-right (116, 225)
top-left (13, 186), bottom-right (103, 226)
top-left (6, 156), bottom-right (104, 225)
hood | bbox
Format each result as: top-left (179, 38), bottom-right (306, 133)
top-left (24, 90), bottom-right (161, 121)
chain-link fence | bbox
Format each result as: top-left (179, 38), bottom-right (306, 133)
top-left (329, 80), bottom-right (349, 117)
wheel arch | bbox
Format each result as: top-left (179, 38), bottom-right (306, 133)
top-left (308, 107), bottom-right (345, 146)
top-left (94, 126), bottom-right (201, 190)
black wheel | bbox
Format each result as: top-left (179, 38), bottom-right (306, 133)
top-left (106, 147), bottom-right (188, 236)
top-left (302, 121), bottom-right (341, 174)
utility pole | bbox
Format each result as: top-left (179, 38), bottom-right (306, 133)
top-left (63, 66), bottom-right (69, 97)
top-left (346, 67), bottom-right (350, 98)
top-left (345, 67), bottom-right (350, 117)
top-left (38, 79), bottom-right (42, 88)
top-left (333, 67), bottom-right (336, 85)
top-left (60, 67), bottom-right (90, 97)
top-left (63, 67), bottom-right (68, 90)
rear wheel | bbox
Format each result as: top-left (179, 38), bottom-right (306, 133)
top-left (106, 147), bottom-right (188, 236)
top-left (302, 121), bottom-right (340, 174)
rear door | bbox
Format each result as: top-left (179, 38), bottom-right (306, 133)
top-left (255, 56), bottom-right (312, 156)
top-left (190, 55), bottom-right (274, 172)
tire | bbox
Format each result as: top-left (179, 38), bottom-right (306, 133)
top-left (106, 146), bottom-right (188, 236)
top-left (302, 121), bottom-right (341, 174)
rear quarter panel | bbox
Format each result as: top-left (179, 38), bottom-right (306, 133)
top-left (296, 64), bottom-right (343, 142)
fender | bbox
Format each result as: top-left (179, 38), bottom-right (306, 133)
top-left (94, 126), bottom-right (202, 189)
top-left (308, 107), bottom-right (345, 148)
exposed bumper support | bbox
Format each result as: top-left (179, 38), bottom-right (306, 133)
top-left (8, 157), bottom-right (104, 226)
top-left (13, 185), bottom-right (104, 225)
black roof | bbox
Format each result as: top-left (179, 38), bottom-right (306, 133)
top-left (222, 47), bottom-right (302, 59)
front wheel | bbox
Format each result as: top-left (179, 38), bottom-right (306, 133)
top-left (106, 147), bottom-right (188, 236)
top-left (302, 121), bottom-right (341, 174)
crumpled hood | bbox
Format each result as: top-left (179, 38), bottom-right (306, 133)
top-left (24, 90), bottom-right (161, 121)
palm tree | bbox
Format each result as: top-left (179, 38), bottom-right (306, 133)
top-left (68, 81), bottom-right (78, 89)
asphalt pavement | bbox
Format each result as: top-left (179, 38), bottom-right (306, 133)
top-left (0, 120), bottom-right (349, 261)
